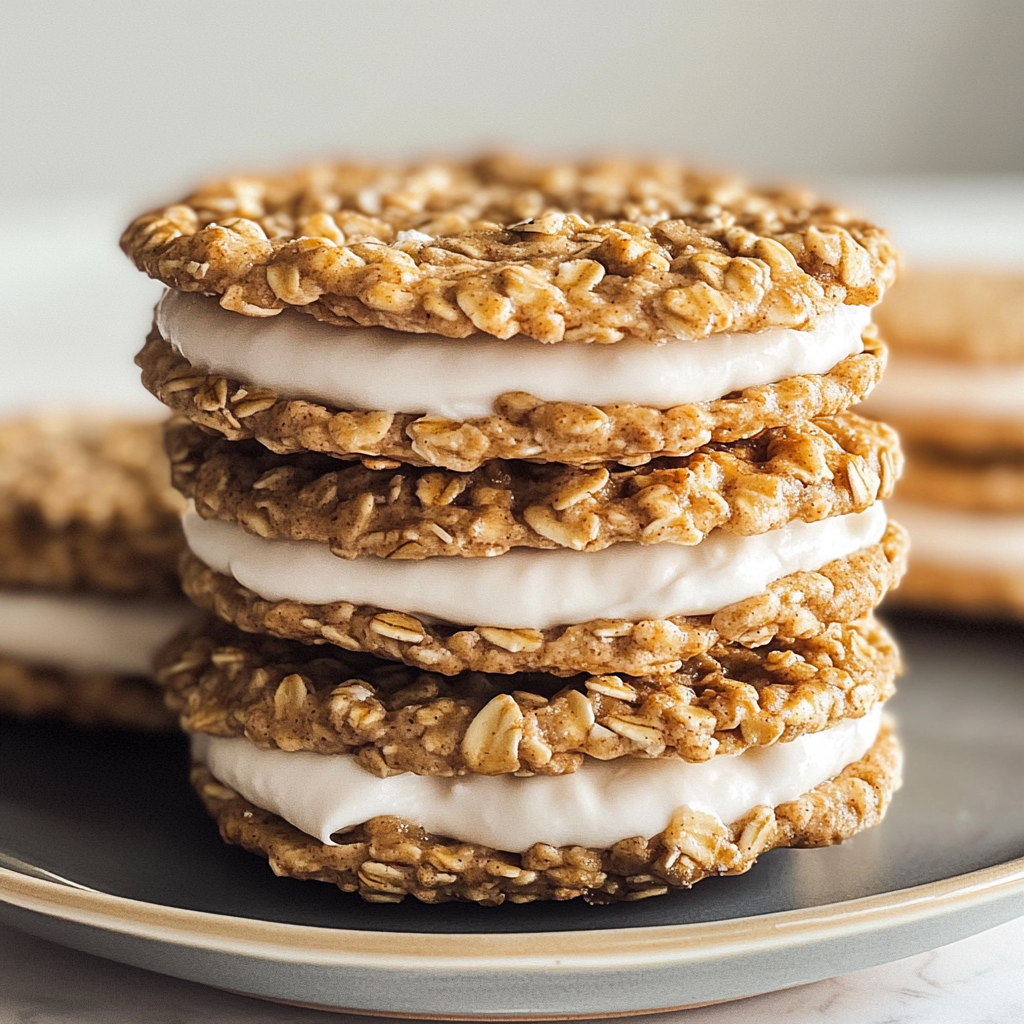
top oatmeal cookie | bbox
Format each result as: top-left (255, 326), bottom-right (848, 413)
top-left (122, 156), bottom-right (897, 344)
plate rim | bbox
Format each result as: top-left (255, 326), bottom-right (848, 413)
top-left (3, 855), bottom-right (1023, 971)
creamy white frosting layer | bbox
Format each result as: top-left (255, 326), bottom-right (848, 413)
top-left (193, 705), bottom-right (882, 852)
top-left (861, 356), bottom-right (1024, 420)
top-left (183, 504), bottom-right (887, 628)
top-left (888, 500), bottom-right (1024, 571)
top-left (0, 591), bottom-right (198, 675)
top-left (158, 290), bottom-right (870, 419)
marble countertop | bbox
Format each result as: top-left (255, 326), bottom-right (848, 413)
top-left (1, 915), bottom-right (1021, 1023)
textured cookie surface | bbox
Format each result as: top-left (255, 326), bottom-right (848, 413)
top-left (0, 656), bottom-right (174, 729)
top-left (143, 328), bottom-right (887, 470)
top-left (0, 415), bottom-right (186, 595)
top-left (122, 157), bottom-right (896, 345)
top-left (170, 412), bottom-right (901, 557)
top-left (157, 614), bottom-right (898, 773)
top-left (191, 721), bottom-right (901, 904)
top-left (178, 521), bottom-right (905, 678)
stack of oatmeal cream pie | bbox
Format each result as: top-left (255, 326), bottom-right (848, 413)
top-left (0, 415), bottom-right (193, 728)
top-left (864, 211), bottom-right (1024, 618)
top-left (122, 157), bottom-right (907, 905)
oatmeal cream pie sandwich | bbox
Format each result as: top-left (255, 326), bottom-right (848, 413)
top-left (126, 156), bottom-right (897, 470)
top-left (860, 182), bottom-right (1024, 617)
top-left (0, 415), bottom-right (198, 728)
top-left (126, 157), bottom-right (905, 903)
top-left (157, 615), bottom-right (902, 904)
top-left (167, 414), bottom-right (907, 678)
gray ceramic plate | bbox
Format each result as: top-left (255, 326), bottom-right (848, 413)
top-left (1, 613), bottom-right (1023, 1019)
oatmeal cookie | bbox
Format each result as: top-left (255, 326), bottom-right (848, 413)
top-left (0, 415), bottom-right (186, 595)
top-left (0, 656), bottom-right (174, 729)
top-left (873, 270), bottom-right (1024, 363)
top-left (191, 720), bottom-right (901, 904)
top-left (157, 615), bottom-right (898, 773)
top-left (898, 450), bottom-right (1024, 513)
top-left (169, 413), bottom-right (901, 557)
top-left (178, 521), bottom-right (905, 678)
top-left (142, 327), bottom-right (887, 471)
top-left (881, 416), bottom-right (1024, 460)
top-left (122, 157), bottom-right (896, 345)
top-left (888, 563), bottom-right (1024, 618)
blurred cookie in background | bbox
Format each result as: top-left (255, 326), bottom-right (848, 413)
top-left (0, 414), bottom-right (197, 727)
top-left (855, 180), bottom-right (1024, 618)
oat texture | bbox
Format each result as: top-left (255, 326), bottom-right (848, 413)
top-left (874, 270), bottom-right (1024, 363)
top-left (122, 157), bottom-right (897, 345)
top-left (0, 656), bottom-right (175, 729)
top-left (191, 720), bottom-right (901, 904)
top-left (142, 328), bottom-right (887, 470)
top-left (157, 614), bottom-right (898, 773)
top-left (178, 519), bottom-right (905, 678)
top-left (0, 415), bottom-right (186, 595)
top-left (170, 413), bottom-right (900, 557)
top-left (887, 563), bottom-right (1024, 618)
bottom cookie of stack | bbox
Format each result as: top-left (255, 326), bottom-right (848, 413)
top-left (159, 617), bottom-right (903, 905)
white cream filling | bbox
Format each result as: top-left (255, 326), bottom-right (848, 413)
top-left (861, 356), bottom-right (1024, 420)
top-left (183, 504), bottom-right (887, 628)
top-left (0, 591), bottom-right (199, 675)
top-left (193, 705), bottom-right (882, 852)
top-left (157, 290), bottom-right (870, 419)
top-left (888, 500), bottom-right (1024, 571)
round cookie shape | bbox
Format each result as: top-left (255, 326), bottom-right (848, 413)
top-left (177, 523), bottom-right (906, 678)
top-left (169, 412), bottom-right (902, 558)
top-left (0, 415), bottom-right (186, 595)
top-left (139, 325), bottom-right (886, 471)
top-left (190, 721), bottom-right (901, 904)
top-left (122, 158), bottom-right (897, 345)
top-left (157, 613), bottom-right (899, 773)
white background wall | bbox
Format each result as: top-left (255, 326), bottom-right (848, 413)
top-left (4, 0), bottom-right (1024, 207)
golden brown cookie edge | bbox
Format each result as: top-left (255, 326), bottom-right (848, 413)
top-left (141, 324), bottom-right (887, 471)
top-left (156, 612), bottom-right (899, 773)
top-left (169, 408), bottom-right (901, 558)
top-left (122, 158), bottom-right (897, 344)
top-left (190, 720), bottom-right (902, 904)
top-left (176, 521), bottom-right (906, 678)
top-left (873, 270), bottom-right (1024, 364)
